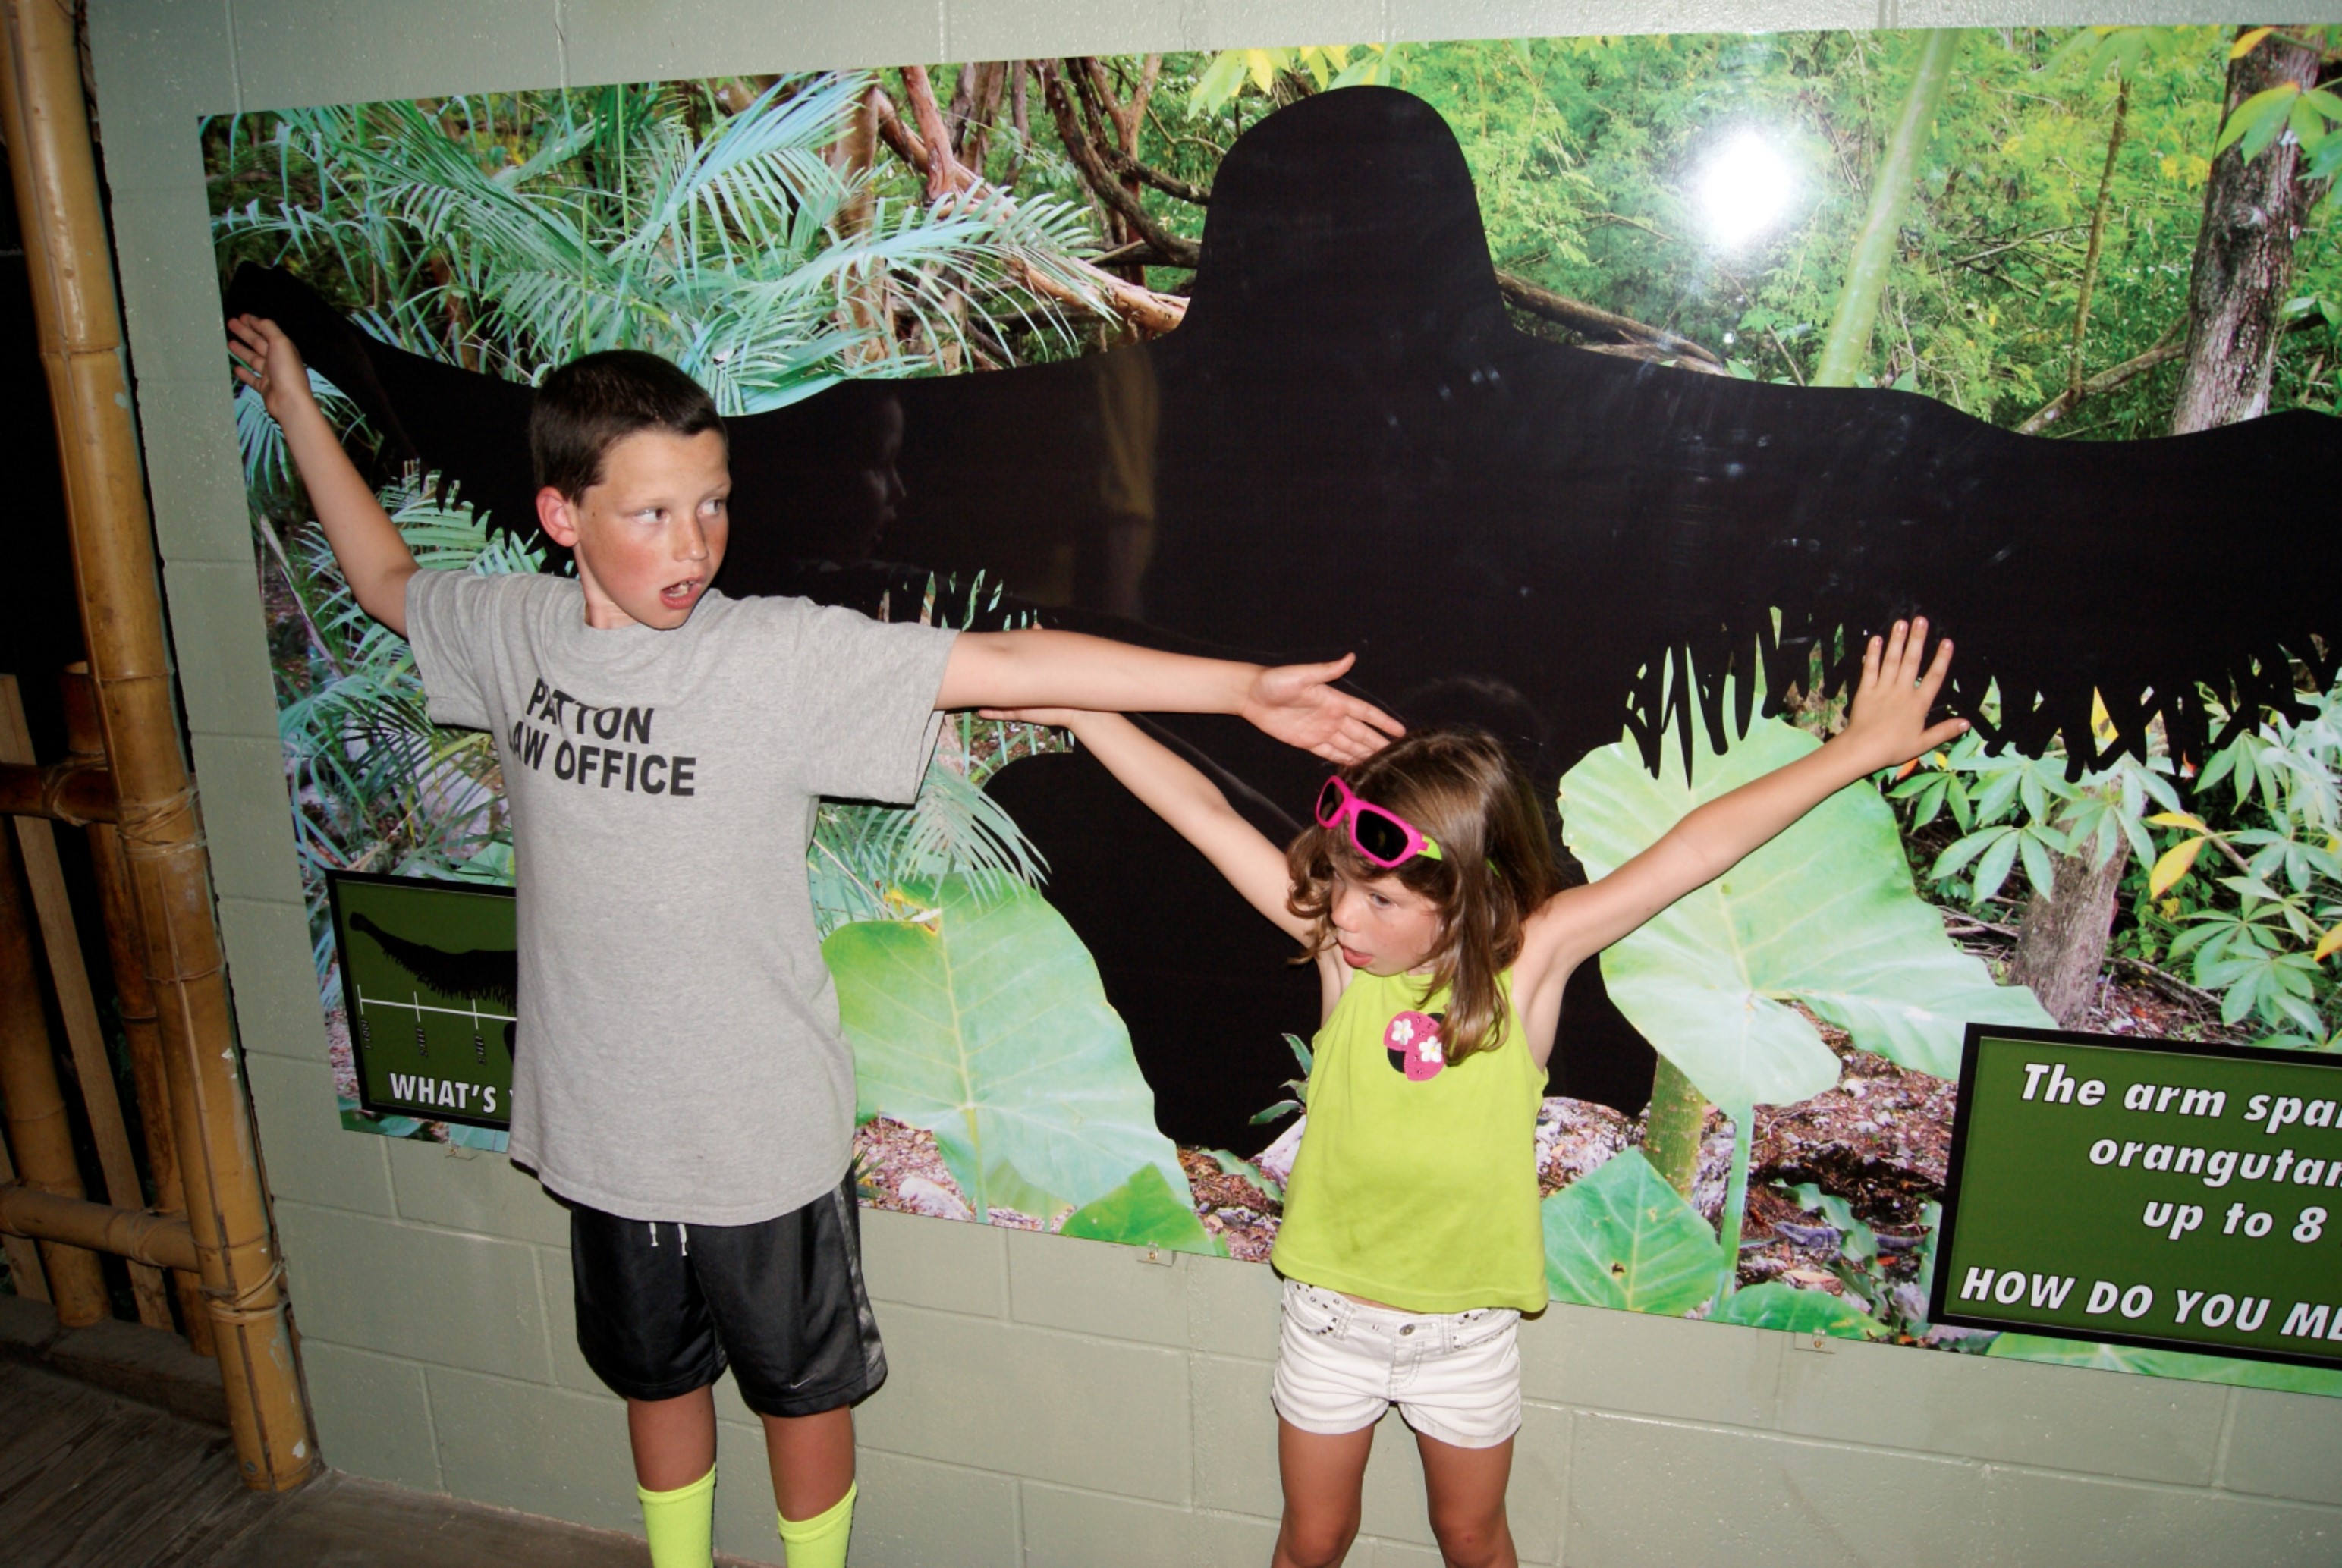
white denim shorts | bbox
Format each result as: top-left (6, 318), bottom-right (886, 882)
top-left (1271, 1278), bottom-right (1523, 1450)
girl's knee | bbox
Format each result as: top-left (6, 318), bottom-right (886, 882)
top-left (1427, 1505), bottom-right (1509, 1568)
top-left (1278, 1507), bottom-right (1361, 1568)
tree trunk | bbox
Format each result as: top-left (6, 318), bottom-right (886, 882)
top-left (1046, 62), bottom-right (1193, 270)
top-left (2010, 838), bottom-right (2130, 1027)
top-left (2011, 30), bottom-right (2331, 1020)
top-left (870, 78), bottom-right (1188, 335)
top-left (829, 85), bottom-right (888, 368)
top-left (2168, 28), bottom-right (2332, 434)
top-left (899, 65), bottom-right (969, 204)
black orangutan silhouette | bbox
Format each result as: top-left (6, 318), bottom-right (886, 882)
top-left (232, 87), bottom-right (2340, 1152)
top-left (349, 911), bottom-right (520, 1061)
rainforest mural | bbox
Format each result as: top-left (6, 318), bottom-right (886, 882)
top-left (211, 25), bottom-right (2342, 1392)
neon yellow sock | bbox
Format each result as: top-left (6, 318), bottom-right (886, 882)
top-left (638, 1465), bottom-right (716, 1568)
top-left (777, 1480), bottom-right (857, 1568)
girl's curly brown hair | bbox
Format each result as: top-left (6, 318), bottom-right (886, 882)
top-left (1287, 727), bottom-right (1561, 1064)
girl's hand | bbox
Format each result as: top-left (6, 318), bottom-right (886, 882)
top-left (1837, 616), bottom-right (1969, 772)
top-left (227, 314), bottom-right (318, 426)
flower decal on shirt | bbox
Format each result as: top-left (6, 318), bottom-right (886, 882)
top-left (1384, 1010), bottom-right (1445, 1080)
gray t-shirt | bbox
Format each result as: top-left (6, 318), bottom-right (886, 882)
top-left (405, 570), bottom-right (956, 1224)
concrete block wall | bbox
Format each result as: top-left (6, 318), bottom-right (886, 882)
top-left (78, 0), bottom-right (2342, 1561)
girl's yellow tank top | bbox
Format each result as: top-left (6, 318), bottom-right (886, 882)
top-left (1268, 966), bottom-right (1548, 1313)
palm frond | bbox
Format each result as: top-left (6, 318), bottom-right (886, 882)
top-left (215, 69), bottom-right (1102, 397)
top-left (809, 764), bottom-right (1050, 936)
top-left (268, 479), bottom-right (543, 973)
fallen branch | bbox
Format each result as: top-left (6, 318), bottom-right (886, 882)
top-left (1938, 910), bottom-right (2233, 1013)
top-left (1495, 272), bottom-right (1724, 366)
top-left (1576, 340), bottom-right (1729, 375)
top-left (2017, 326), bottom-right (2185, 435)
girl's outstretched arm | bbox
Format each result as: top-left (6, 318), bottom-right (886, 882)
top-left (1523, 619), bottom-right (1969, 985)
top-left (982, 709), bottom-right (1314, 944)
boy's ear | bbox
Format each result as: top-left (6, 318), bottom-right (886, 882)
top-left (536, 485), bottom-right (580, 548)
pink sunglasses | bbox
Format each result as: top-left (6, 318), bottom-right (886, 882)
top-left (1314, 776), bottom-right (1444, 869)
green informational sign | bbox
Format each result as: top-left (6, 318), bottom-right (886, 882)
top-left (325, 872), bottom-right (517, 1130)
top-left (1935, 1024), bottom-right (2342, 1368)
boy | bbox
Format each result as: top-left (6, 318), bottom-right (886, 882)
top-left (228, 316), bottom-right (1400, 1567)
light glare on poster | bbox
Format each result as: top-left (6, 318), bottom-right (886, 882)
top-left (1693, 127), bottom-right (1801, 250)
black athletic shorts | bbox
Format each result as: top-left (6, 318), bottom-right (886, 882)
top-left (565, 1167), bottom-right (887, 1418)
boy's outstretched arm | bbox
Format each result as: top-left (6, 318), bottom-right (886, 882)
top-left (228, 315), bottom-right (419, 635)
top-left (940, 636), bottom-right (1400, 764)
top-left (1529, 618), bottom-right (1969, 974)
top-left (983, 708), bottom-right (1312, 942)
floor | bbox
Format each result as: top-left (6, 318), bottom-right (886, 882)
top-left (0, 1359), bottom-right (754, 1567)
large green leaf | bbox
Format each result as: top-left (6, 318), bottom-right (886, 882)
top-left (826, 877), bottom-right (1190, 1220)
top-left (1560, 706), bottom-right (2051, 1108)
top-left (1987, 1333), bottom-right (2342, 1396)
top-left (1542, 1150), bottom-right (1723, 1315)
top-left (1060, 1163), bottom-right (1226, 1255)
top-left (1712, 1280), bottom-right (1885, 1338)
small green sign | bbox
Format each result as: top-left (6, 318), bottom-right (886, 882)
top-left (326, 872), bottom-right (517, 1130)
top-left (1935, 1024), bottom-right (2342, 1368)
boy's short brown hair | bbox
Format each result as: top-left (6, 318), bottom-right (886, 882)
top-left (530, 350), bottom-right (724, 500)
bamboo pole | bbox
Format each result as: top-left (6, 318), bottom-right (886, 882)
top-left (1812, 30), bottom-right (1964, 388)
top-left (0, 676), bottom-right (174, 1328)
top-left (0, 1099), bottom-right (51, 1302)
top-left (0, 0), bottom-right (314, 1489)
top-left (0, 1182), bottom-right (199, 1273)
top-left (0, 756), bottom-right (118, 822)
top-left (0, 820), bottom-right (108, 1325)
top-left (65, 665), bottom-right (210, 1351)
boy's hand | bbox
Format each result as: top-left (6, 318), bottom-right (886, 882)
top-left (1838, 617), bottom-right (1969, 773)
top-left (227, 312), bottom-right (419, 634)
top-left (1241, 655), bottom-right (1404, 765)
top-left (227, 314), bottom-right (319, 426)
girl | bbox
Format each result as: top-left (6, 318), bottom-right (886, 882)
top-left (990, 618), bottom-right (1964, 1568)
